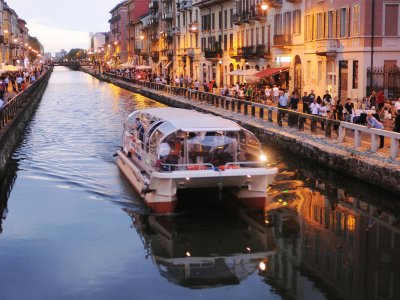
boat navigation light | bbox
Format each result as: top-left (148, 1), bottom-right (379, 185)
top-left (247, 175), bottom-right (251, 178)
top-left (186, 177), bottom-right (190, 181)
top-left (186, 251), bottom-right (191, 257)
top-left (259, 154), bottom-right (267, 162)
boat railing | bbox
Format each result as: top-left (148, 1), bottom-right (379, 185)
top-left (159, 163), bottom-right (215, 172)
top-left (159, 161), bottom-right (265, 172)
top-left (224, 161), bottom-right (265, 169)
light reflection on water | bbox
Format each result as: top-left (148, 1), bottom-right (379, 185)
top-left (0, 67), bottom-right (398, 300)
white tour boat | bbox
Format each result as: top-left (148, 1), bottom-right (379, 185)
top-left (116, 107), bottom-right (277, 213)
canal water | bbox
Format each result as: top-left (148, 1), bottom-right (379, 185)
top-left (0, 67), bottom-right (399, 300)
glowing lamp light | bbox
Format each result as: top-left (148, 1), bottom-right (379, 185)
top-left (259, 154), bottom-right (267, 162)
top-left (114, 41), bottom-right (118, 45)
top-left (140, 35), bottom-right (144, 40)
top-left (191, 26), bottom-right (197, 31)
top-left (186, 251), bottom-right (191, 257)
top-left (259, 261), bottom-right (266, 271)
top-left (4, 29), bottom-right (8, 34)
top-left (261, 3), bottom-right (269, 11)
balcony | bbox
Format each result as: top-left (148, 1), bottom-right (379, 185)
top-left (151, 50), bottom-right (160, 58)
top-left (150, 12), bottom-right (160, 24)
top-left (162, 29), bottom-right (173, 40)
top-left (150, 33), bottom-right (159, 41)
top-left (188, 21), bottom-right (199, 33)
top-left (149, 0), bottom-right (158, 10)
top-left (315, 39), bottom-right (339, 56)
top-left (177, 0), bottom-right (193, 12)
top-left (134, 48), bottom-right (142, 55)
top-left (161, 12), bottom-right (173, 21)
top-left (273, 34), bottom-right (293, 47)
top-left (161, 0), bottom-right (172, 3)
top-left (172, 27), bottom-right (181, 35)
top-left (286, 0), bottom-right (301, 3)
top-left (204, 48), bottom-right (222, 59)
top-left (256, 44), bottom-right (270, 57)
top-left (269, 0), bottom-right (283, 7)
top-left (186, 48), bottom-right (195, 58)
top-left (166, 49), bottom-right (173, 57)
top-left (233, 12), bottom-right (243, 25)
top-left (151, 51), bottom-right (160, 62)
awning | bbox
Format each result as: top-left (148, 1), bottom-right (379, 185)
top-left (226, 69), bottom-right (259, 76)
top-left (164, 61), bottom-right (172, 69)
top-left (254, 67), bottom-right (289, 78)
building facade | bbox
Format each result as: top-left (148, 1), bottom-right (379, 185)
top-left (107, 0), bottom-right (400, 100)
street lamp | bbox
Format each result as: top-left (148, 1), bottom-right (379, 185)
top-left (261, 3), bottom-right (268, 11)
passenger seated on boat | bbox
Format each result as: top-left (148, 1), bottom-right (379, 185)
top-left (158, 142), bottom-right (171, 158)
top-left (210, 146), bottom-right (234, 166)
top-left (155, 156), bottom-right (170, 172)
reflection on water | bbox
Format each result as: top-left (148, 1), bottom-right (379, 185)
top-left (126, 206), bottom-right (276, 289)
top-left (0, 67), bottom-right (399, 299)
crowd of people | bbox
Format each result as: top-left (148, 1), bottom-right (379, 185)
top-left (0, 67), bottom-right (43, 109)
top-left (105, 67), bottom-right (400, 142)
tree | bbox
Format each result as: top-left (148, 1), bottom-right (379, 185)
top-left (67, 48), bottom-right (87, 61)
top-left (28, 35), bottom-right (42, 62)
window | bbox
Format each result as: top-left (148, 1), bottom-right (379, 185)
top-left (305, 14), bottom-right (314, 41)
top-left (245, 29), bottom-right (249, 46)
top-left (293, 10), bottom-right (301, 35)
top-left (230, 9), bottom-right (233, 28)
top-left (219, 11), bottom-right (222, 30)
top-left (251, 28), bottom-right (254, 46)
top-left (352, 5), bottom-right (360, 36)
top-left (353, 60), bottom-right (358, 89)
top-left (326, 10), bottom-right (335, 38)
top-left (284, 12), bottom-right (291, 35)
top-left (224, 10), bottom-right (227, 29)
top-left (256, 27), bottom-right (259, 45)
top-left (316, 12), bottom-right (324, 39)
top-left (224, 34), bottom-right (227, 51)
top-left (212, 13), bottom-right (215, 30)
top-left (307, 61), bottom-right (311, 81)
top-left (262, 26), bottom-right (265, 45)
top-left (177, 15), bottom-right (180, 28)
top-left (385, 4), bottom-right (399, 36)
top-left (229, 33), bottom-right (233, 49)
top-left (318, 61), bottom-right (322, 83)
top-left (274, 14), bottom-right (282, 35)
top-left (339, 7), bottom-right (348, 37)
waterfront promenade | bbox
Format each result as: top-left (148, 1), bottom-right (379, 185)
top-left (82, 66), bottom-right (400, 194)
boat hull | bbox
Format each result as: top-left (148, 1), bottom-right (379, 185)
top-left (117, 150), bottom-right (277, 213)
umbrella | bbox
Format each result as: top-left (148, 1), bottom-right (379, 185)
top-left (1, 65), bottom-right (23, 71)
top-left (136, 65), bottom-right (152, 70)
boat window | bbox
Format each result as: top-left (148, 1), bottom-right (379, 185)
top-left (238, 129), bottom-right (261, 161)
top-left (186, 131), bottom-right (238, 166)
top-left (145, 121), bottom-right (165, 152)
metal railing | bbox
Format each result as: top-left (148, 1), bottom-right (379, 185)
top-left (101, 71), bottom-right (400, 160)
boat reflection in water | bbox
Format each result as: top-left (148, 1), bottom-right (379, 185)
top-left (125, 206), bottom-right (276, 288)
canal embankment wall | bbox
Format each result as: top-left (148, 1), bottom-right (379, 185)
top-left (81, 67), bottom-right (400, 195)
top-left (0, 67), bottom-right (53, 176)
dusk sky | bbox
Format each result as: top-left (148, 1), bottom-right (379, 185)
top-left (11, 0), bottom-right (117, 53)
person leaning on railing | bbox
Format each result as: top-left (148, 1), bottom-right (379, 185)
top-left (366, 111), bottom-right (385, 148)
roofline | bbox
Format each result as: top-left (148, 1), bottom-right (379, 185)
top-left (109, 0), bottom-right (128, 14)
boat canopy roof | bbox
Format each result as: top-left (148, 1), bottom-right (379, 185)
top-left (128, 108), bottom-right (242, 132)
